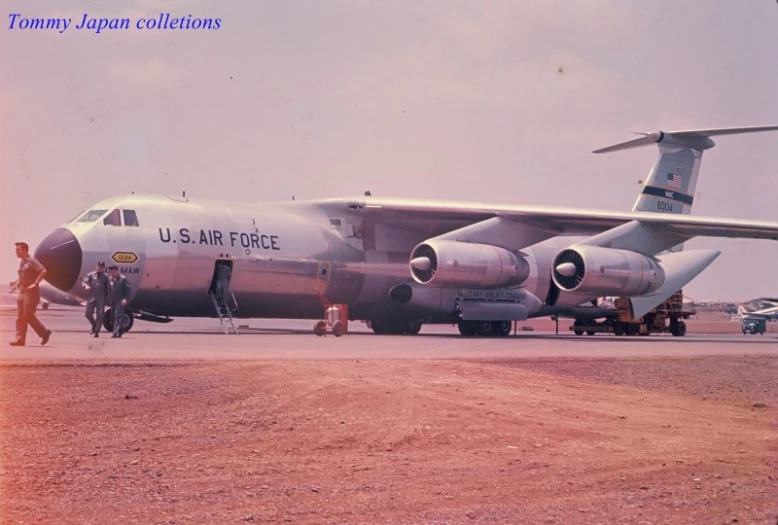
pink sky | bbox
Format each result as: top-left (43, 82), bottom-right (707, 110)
top-left (2, 0), bottom-right (777, 301)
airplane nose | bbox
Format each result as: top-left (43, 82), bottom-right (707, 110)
top-left (34, 228), bottom-right (83, 291)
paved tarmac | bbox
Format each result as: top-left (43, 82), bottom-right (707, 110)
top-left (1, 308), bottom-right (775, 361)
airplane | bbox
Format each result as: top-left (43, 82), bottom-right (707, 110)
top-left (734, 303), bottom-right (778, 321)
top-left (31, 124), bottom-right (778, 337)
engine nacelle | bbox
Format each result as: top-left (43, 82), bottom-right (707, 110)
top-left (551, 246), bottom-right (665, 297)
top-left (409, 240), bottom-right (530, 289)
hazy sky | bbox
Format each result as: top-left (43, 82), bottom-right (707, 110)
top-left (2, 0), bottom-right (777, 301)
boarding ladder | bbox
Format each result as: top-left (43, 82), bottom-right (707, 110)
top-left (209, 292), bottom-right (239, 334)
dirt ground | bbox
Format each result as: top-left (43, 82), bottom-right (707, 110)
top-left (1, 356), bottom-right (777, 524)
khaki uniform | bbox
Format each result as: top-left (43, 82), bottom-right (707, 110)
top-left (14, 256), bottom-right (50, 345)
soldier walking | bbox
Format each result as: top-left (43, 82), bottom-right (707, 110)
top-left (107, 265), bottom-right (131, 338)
top-left (9, 242), bottom-right (52, 347)
top-left (82, 261), bottom-right (109, 337)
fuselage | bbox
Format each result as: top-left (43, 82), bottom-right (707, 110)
top-left (34, 194), bottom-right (599, 323)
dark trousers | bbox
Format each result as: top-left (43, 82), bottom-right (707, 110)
top-left (214, 278), bottom-right (230, 309)
top-left (112, 304), bottom-right (125, 336)
top-left (15, 289), bottom-right (48, 344)
top-left (85, 297), bottom-right (106, 334)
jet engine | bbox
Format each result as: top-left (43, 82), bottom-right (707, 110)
top-left (409, 240), bottom-right (530, 288)
top-left (551, 246), bottom-right (665, 297)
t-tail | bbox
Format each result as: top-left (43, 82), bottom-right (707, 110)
top-left (594, 125), bottom-right (778, 253)
top-left (594, 125), bottom-right (778, 216)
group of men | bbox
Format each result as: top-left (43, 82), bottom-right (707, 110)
top-left (9, 241), bottom-right (132, 346)
top-left (81, 261), bottom-right (132, 338)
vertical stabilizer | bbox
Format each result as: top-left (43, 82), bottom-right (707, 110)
top-left (630, 143), bottom-right (701, 216)
top-left (593, 125), bottom-right (778, 251)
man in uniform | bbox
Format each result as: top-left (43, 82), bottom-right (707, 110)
top-left (82, 261), bottom-right (109, 337)
top-left (107, 265), bottom-right (131, 338)
top-left (9, 242), bottom-right (52, 346)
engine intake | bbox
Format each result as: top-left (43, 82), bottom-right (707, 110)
top-left (551, 246), bottom-right (665, 296)
top-left (409, 240), bottom-right (529, 289)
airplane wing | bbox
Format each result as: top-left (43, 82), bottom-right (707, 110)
top-left (318, 197), bottom-right (778, 248)
top-left (744, 305), bottom-right (778, 318)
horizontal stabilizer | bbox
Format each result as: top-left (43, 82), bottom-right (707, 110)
top-left (630, 249), bottom-right (720, 319)
top-left (594, 125), bottom-right (778, 154)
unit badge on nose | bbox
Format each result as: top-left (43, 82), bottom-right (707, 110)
top-left (112, 252), bottom-right (139, 264)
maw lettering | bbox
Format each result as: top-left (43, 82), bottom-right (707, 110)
top-left (158, 228), bottom-right (280, 251)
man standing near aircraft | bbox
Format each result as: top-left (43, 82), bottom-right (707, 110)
top-left (212, 261), bottom-right (232, 312)
top-left (107, 265), bottom-right (131, 338)
top-left (9, 242), bottom-right (52, 347)
top-left (82, 261), bottom-right (109, 337)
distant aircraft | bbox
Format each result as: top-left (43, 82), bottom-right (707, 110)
top-left (32, 125), bottom-right (778, 336)
top-left (735, 303), bottom-right (778, 322)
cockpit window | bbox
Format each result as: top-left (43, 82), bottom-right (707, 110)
top-left (103, 209), bottom-right (121, 226)
top-left (67, 210), bottom-right (86, 223)
top-left (76, 209), bottom-right (108, 223)
top-left (123, 210), bottom-right (139, 227)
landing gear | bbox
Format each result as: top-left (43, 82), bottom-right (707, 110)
top-left (457, 320), bottom-right (512, 337)
top-left (494, 321), bottom-right (512, 337)
top-left (369, 319), bottom-right (423, 335)
top-left (573, 319), bottom-right (585, 336)
top-left (102, 309), bottom-right (134, 333)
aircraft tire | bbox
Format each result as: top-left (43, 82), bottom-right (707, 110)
top-left (573, 319), bottom-right (584, 336)
top-left (458, 321), bottom-right (476, 336)
top-left (124, 314), bottom-right (134, 332)
top-left (102, 310), bottom-right (134, 333)
top-left (403, 321), bottom-right (422, 335)
top-left (370, 320), bottom-right (388, 335)
top-left (314, 320), bottom-right (327, 336)
top-left (474, 321), bottom-right (494, 337)
top-left (614, 323), bottom-right (625, 336)
top-left (494, 321), bottom-right (512, 337)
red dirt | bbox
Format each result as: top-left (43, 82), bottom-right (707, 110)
top-left (1, 357), bottom-right (777, 524)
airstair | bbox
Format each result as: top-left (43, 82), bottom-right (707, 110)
top-left (209, 292), bottom-right (239, 334)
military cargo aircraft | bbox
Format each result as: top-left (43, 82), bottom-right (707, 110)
top-left (33, 125), bottom-right (778, 336)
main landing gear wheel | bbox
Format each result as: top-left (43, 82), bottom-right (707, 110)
top-left (494, 321), bottom-right (512, 337)
top-left (103, 310), bottom-right (134, 333)
top-left (314, 320), bottom-right (327, 336)
top-left (573, 319), bottom-right (584, 336)
top-left (458, 321), bottom-right (476, 336)
top-left (370, 319), bottom-right (422, 335)
top-left (457, 320), bottom-right (511, 337)
top-left (475, 321), bottom-right (494, 336)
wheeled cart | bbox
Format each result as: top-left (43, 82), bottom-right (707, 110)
top-left (313, 290), bottom-right (349, 337)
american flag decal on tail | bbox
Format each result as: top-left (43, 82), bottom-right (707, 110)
top-left (666, 172), bottom-right (682, 190)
